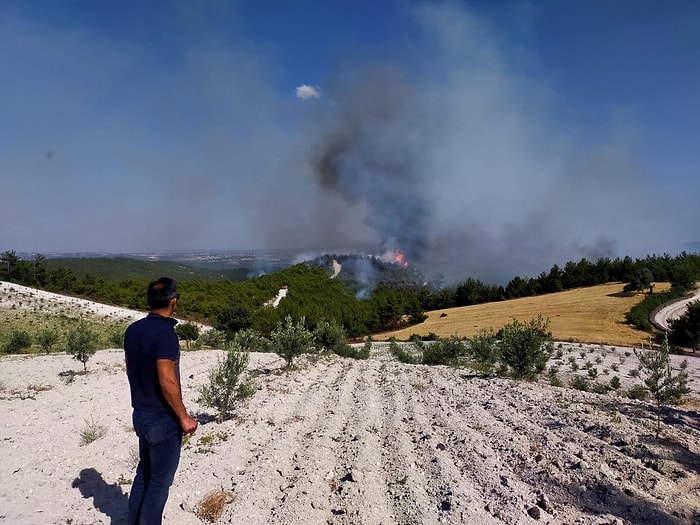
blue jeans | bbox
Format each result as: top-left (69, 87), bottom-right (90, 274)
top-left (128, 411), bottom-right (183, 525)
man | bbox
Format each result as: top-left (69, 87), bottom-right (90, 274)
top-left (124, 277), bottom-right (198, 524)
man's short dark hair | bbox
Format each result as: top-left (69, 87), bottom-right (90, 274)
top-left (147, 277), bottom-right (178, 310)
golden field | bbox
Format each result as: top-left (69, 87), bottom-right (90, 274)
top-left (378, 282), bottom-right (672, 347)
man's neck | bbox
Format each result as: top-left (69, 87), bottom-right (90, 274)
top-left (151, 307), bottom-right (173, 318)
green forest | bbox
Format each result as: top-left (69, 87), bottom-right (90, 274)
top-left (1, 249), bottom-right (699, 340)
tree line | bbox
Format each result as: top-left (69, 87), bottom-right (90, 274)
top-left (1, 249), bottom-right (699, 340)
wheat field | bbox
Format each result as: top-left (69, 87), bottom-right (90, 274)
top-left (378, 282), bottom-right (671, 347)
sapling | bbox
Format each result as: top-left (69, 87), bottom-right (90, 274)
top-left (198, 341), bottom-right (255, 422)
top-left (634, 334), bottom-right (690, 437)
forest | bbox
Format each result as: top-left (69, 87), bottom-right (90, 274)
top-left (1, 249), bottom-right (699, 339)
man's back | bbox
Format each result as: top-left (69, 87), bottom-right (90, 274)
top-left (124, 312), bottom-right (180, 415)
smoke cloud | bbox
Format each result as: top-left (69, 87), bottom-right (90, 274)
top-left (301, 2), bottom-right (696, 283)
top-left (2, 2), bottom-right (697, 285)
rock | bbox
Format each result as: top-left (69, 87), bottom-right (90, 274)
top-left (536, 492), bottom-right (552, 513)
top-left (527, 506), bottom-right (541, 519)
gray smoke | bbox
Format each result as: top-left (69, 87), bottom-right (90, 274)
top-left (303, 2), bottom-right (694, 284)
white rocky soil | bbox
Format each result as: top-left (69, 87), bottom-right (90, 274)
top-left (0, 284), bottom-right (699, 525)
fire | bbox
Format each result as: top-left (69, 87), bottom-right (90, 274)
top-left (394, 250), bottom-right (409, 267)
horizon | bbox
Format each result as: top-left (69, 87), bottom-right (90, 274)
top-left (2, 1), bottom-right (699, 284)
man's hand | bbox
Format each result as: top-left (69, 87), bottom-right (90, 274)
top-left (157, 359), bottom-right (198, 435)
top-left (180, 414), bottom-right (198, 435)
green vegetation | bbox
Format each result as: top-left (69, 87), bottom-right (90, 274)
top-left (176, 322), bottom-right (200, 350)
top-left (3, 330), bottom-right (32, 354)
top-left (269, 316), bottom-right (315, 368)
top-left (197, 342), bottom-right (256, 422)
top-left (634, 334), bottom-right (690, 436)
top-left (669, 300), bottom-right (700, 350)
top-left (66, 321), bottom-right (98, 371)
top-left (497, 315), bottom-right (553, 380)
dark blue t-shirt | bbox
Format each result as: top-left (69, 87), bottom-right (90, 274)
top-left (124, 312), bottom-right (180, 416)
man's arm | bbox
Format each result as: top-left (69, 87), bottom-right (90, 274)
top-left (156, 359), bottom-right (198, 434)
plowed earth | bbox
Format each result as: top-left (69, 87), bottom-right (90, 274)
top-left (1, 347), bottom-right (698, 525)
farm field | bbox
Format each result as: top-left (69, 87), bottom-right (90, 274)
top-left (379, 282), bottom-right (672, 347)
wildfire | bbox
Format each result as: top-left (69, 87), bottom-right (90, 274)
top-left (394, 250), bottom-right (409, 267)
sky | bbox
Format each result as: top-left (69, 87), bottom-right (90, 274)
top-left (1, 0), bottom-right (699, 283)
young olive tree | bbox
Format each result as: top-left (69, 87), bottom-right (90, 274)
top-left (66, 321), bottom-right (98, 371)
top-left (312, 319), bottom-right (351, 355)
top-left (175, 322), bottom-right (200, 350)
top-left (270, 315), bottom-right (314, 368)
top-left (36, 326), bottom-right (60, 354)
top-left (197, 341), bottom-right (255, 422)
top-left (635, 334), bottom-right (691, 437)
top-left (497, 315), bottom-right (553, 380)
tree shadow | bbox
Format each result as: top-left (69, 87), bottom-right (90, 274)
top-left (561, 479), bottom-right (692, 524)
top-left (72, 467), bottom-right (128, 524)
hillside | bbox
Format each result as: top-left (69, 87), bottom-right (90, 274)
top-left (44, 257), bottom-right (249, 281)
top-left (1, 348), bottom-right (698, 524)
top-left (379, 282), bottom-right (672, 347)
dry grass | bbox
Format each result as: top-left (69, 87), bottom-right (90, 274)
top-left (378, 282), bottom-right (671, 347)
top-left (194, 490), bottom-right (237, 522)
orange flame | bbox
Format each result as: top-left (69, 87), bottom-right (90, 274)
top-left (394, 250), bottom-right (409, 267)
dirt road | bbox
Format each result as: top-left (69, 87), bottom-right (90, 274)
top-left (651, 289), bottom-right (700, 331)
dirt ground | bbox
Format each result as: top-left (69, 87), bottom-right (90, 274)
top-left (1, 345), bottom-right (698, 525)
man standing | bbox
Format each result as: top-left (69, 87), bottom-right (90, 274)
top-left (124, 277), bottom-right (198, 524)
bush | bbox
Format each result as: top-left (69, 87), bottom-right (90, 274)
top-left (332, 342), bottom-right (371, 360)
top-left (635, 334), bottom-right (691, 436)
top-left (269, 316), bottom-right (314, 368)
top-left (197, 328), bottom-right (227, 349)
top-left (109, 328), bottom-right (125, 349)
top-left (233, 329), bottom-right (270, 353)
top-left (627, 385), bottom-right (649, 401)
top-left (610, 376), bottom-right (621, 390)
top-left (176, 322), bottom-right (200, 350)
top-left (421, 337), bottom-right (467, 366)
top-left (80, 415), bottom-right (107, 446)
top-left (197, 342), bottom-right (255, 422)
top-left (36, 327), bottom-right (59, 354)
top-left (313, 319), bottom-right (351, 355)
top-left (497, 315), bottom-right (553, 380)
top-left (467, 328), bottom-right (499, 372)
top-left (4, 330), bottom-right (32, 354)
top-left (66, 321), bottom-right (98, 371)
top-left (388, 338), bottom-right (420, 364)
top-left (570, 375), bottom-right (589, 392)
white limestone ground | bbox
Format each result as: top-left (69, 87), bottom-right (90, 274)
top-left (0, 285), bottom-right (699, 525)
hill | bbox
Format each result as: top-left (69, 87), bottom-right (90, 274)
top-left (379, 282), bottom-right (673, 347)
top-left (44, 257), bottom-right (249, 281)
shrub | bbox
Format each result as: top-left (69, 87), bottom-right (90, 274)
top-left (421, 337), bottom-right (467, 366)
top-left (313, 319), bottom-right (351, 355)
top-left (627, 385), bottom-right (649, 401)
top-left (468, 328), bottom-right (499, 372)
top-left (36, 327), bottom-right (59, 354)
top-left (332, 342), bottom-right (371, 360)
top-left (388, 338), bottom-right (420, 364)
top-left (198, 342), bottom-right (255, 422)
top-left (197, 328), bottom-right (227, 349)
top-left (233, 329), bottom-right (270, 353)
top-left (634, 334), bottom-right (691, 436)
top-left (269, 316), bottom-right (314, 368)
top-left (610, 376), bottom-right (621, 390)
top-left (570, 375), bottom-right (589, 392)
top-left (497, 315), bottom-right (553, 380)
top-left (176, 322), bottom-right (200, 350)
top-left (65, 322), bottom-right (98, 371)
top-left (4, 330), bottom-right (32, 354)
top-left (109, 328), bottom-right (125, 349)
top-left (80, 415), bottom-right (107, 446)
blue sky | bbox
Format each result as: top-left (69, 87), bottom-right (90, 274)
top-left (1, 0), bottom-right (698, 283)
